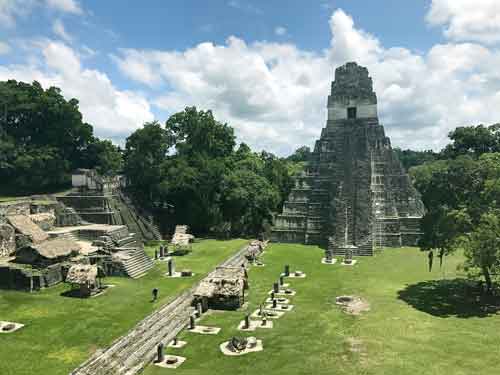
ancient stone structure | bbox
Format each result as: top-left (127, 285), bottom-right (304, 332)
top-left (272, 62), bottom-right (424, 255)
top-left (58, 169), bottom-right (162, 242)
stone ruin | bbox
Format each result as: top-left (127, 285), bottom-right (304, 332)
top-left (0, 174), bottom-right (159, 291)
top-left (272, 62), bottom-right (424, 256)
top-left (193, 266), bottom-right (248, 310)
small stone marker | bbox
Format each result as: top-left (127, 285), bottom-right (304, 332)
top-left (270, 291), bottom-right (275, 300)
top-left (261, 317), bottom-right (267, 326)
top-left (189, 315), bottom-right (196, 329)
top-left (159, 245), bottom-right (165, 258)
top-left (173, 337), bottom-right (178, 346)
top-left (273, 282), bottom-right (279, 293)
top-left (168, 259), bottom-right (175, 276)
top-left (152, 288), bottom-right (159, 301)
top-left (284, 264), bottom-right (290, 276)
top-left (196, 302), bottom-right (203, 317)
top-left (154, 249), bottom-right (158, 260)
top-left (244, 314), bottom-right (250, 329)
top-left (272, 299), bottom-right (277, 308)
top-left (157, 343), bottom-right (165, 363)
top-left (279, 275), bottom-right (284, 286)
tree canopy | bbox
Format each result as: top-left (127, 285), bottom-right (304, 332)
top-left (0, 80), bottom-right (122, 193)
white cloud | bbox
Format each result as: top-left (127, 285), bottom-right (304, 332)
top-left (427, 0), bottom-right (500, 44)
top-left (0, 40), bottom-right (154, 142)
top-left (52, 19), bottom-right (72, 42)
top-left (0, 41), bottom-right (11, 54)
top-left (228, 0), bottom-right (262, 14)
top-left (46, 0), bottom-right (82, 15)
top-left (0, 0), bottom-right (35, 27)
top-left (275, 26), bottom-right (287, 36)
top-left (112, 8), bottom-right (500, 155)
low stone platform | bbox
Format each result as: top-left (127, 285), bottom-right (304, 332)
top-left (220, 339), bottom-right (263, 356)
top-left (341, 260), bottom-right (358, 266)
top-left (250, 309), bottom-right (285, 319)
top-left (168, 340), bottom-right (187, 348)
top-left (265, 304), bottom-right (294, 312)
top-left (0, 321), bottom-right (24, 333)
top-left (154, 355), bottom-right (186, 369)
top-left (188, 325), bottom-right (221, 335)
top-left (321, 258), bottom-right (337, 265)
top-left (237, 319), bottom-right (274, 331)
top-left (265, 297), bottom-right (290, 304)
top-left (268, 289), bottom-right (296, 296)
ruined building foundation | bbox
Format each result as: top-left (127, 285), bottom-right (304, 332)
top-left (271, 62), bottom-right (424, 256)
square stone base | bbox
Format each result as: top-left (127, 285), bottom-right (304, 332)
top-left (265, 304), bottom-right (294, 312)
top-left (188, 325), bottom-right (221, 335)
top-left (168, 340), bottom-right (187, 348)
top-left (250, 309), bottom-right (285, 319)
top-left (154, 355), bottom-right (186, 369)
top-left (220, 340), bottom-right (263, 356)
top-left (285, 272), bottom-right (306, 278)
top-left (237, 319), bottom-right (274, 331)
top-left (321, 258), bottom-right (337, 265)
top-left (0, 321), bottom-right (24, 334)
top-left (268, 289), bottom-right (296, 296)
top-left (165, 272), bottom-right (195, 278)
top-left (341, 260), bottom-right (358, 266)
top-left (265, 297), bottom-right (290, 304)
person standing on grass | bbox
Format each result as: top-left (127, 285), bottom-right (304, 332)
top-left (152, 287), bottom-right (159, 302)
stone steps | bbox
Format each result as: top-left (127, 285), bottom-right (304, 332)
top-left (119, 249), bottom-right (154, 278)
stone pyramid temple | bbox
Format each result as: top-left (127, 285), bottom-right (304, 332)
top-left (271, 62), bottom-right (424, 256)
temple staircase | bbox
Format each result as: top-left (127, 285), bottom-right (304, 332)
top-left (118, 249), bottom-right (154, 279)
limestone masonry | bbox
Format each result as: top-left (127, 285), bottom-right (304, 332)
top-left (271, 62), bottom-right (424, 255)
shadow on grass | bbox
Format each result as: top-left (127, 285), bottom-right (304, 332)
top-left (398, 278), bottom-right (500, 318)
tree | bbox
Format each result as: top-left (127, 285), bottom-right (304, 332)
top-left (166, 107), bottom-right (235, 159)
top-left (0, 80), bottom-right (95, 193)
top-left (124, 121), bottom-right (172, 202)
top-left (85, 139), bottom-right (123, 177)
top-left (460, 211), bottom-right (500, 293)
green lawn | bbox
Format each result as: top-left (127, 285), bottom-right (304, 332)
top-left (143, 244), bottom-right (500, 375)
top-left (0, 239), bottom-right (247, 375)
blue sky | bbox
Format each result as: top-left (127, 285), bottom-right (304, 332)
top-left (1, 0), bottom-right (500, 155)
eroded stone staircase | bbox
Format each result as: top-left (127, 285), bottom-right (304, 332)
top-left (118, 249), bottom-right (154, 279)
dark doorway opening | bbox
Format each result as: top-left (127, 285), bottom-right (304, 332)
top-left (347, 107), bottom-right (357, 119)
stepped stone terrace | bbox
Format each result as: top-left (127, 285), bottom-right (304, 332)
top-left (271, 62), bottom-right (424, 256)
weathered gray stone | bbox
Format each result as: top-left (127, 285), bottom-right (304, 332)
top-left (271, 62), bottom-right (424, 255)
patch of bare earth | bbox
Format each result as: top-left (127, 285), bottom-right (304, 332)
top-left (335, 295), bottom-right (370, 315)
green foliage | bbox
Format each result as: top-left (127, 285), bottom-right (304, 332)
top-left (0, 80), bottom-right (123, 194)
top-left (413, 123), bottom-right (500, 291)
top-left (459, 210), bottom-right (500, 292)
top-left (393, 147), bottom-right (438, 170)
top-left (0, 239), bottom-right (247, 375)
top-left (443, 123), bottom-right (500, 158)
top-left (125, 107), bottom-right (294, 237)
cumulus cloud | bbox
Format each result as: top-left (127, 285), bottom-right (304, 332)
top-left (112, 8), bottom-right (500, 154)
top-left (52, 19), bottom-right (73, 42)
top-left (275, 26), bottom-right (287, 36)
top-left (427, 0), bottom-right (500, 44)
top-left (0, 41), bottom-right (11, 54)
top-left (0, 0), bottom-right (35, 27)
top-left (0, 40), bottom-right (154, 142)
top-left (46, 0), bottom-right (82, 15)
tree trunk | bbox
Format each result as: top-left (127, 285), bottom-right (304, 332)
top-left (482, 265), bottom-right (493, 295)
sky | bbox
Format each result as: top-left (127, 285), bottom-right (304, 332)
top-left (1, 0), bottom-right (500, 155)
